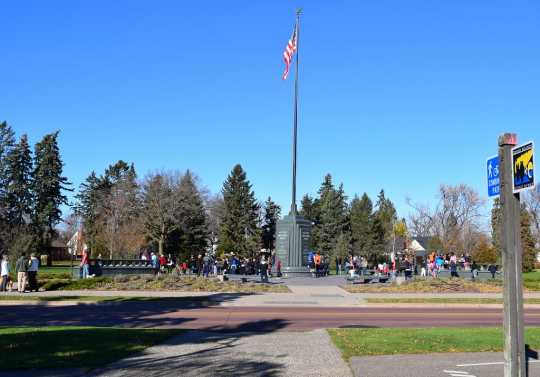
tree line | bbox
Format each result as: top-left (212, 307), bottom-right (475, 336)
top-left (73, 163), bottom-right (282, 261)
top-left (299, 174), bottom-right (403, 265)
top-left (3, 118), bottom-right (538, 268)
top-left (0, 121), bottom-right (70, 262)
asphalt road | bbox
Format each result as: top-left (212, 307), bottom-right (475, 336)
top-left (351, 352), bottom-right (540, 377)
top-left (3, 302), bottom-right (540, 331)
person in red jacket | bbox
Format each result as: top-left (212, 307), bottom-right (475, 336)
top-left (159, 254), bottom-right (167, 273)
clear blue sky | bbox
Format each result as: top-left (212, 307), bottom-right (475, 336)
top-left (2, 1), bottom-right (539, 220)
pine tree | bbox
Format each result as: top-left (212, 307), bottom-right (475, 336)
top-left (5, 134), bottom-right (33, 226)
top-left (350, 193), bottom-right (373, 256)
top-left (370, 190), bottom-right (397, 263)
top-left (300, 194), bottom-right (320, 248)
top-left (74, 171), bottom-right (102, 253)
top-left (176, 170), bottom-right (209, 259)
top-left (491, 200), bottom-right (536, 271)
top-left (262, 197), bottom-right (281, 251)
top-left (0, 121), bottom-right (15, 201)
top-left (315, 174), bottom-right (349, 256)
top-left (219, 164), bottom-right (260, 257)
top-left (0, 121), bottom-right (15, 249)
top-left (521, 209), bottom-right (537, 273)
top-left (299, 194), bottom-right (318, 221)
top-left (32, 132), bottom-right (71, 254)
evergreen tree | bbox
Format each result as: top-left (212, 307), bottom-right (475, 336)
top-left (5, 134), bottom-right (33, 226)
top-left (0, 121), bottom-right (15, 249)
top-left (74, 171), bottom-right (102, 253)
top-left (0, 121), bottom-right (15, 202)
top-left (491, 199), bottom-right (536, 271)
top-left (521, 209), bottom-right (537, 273)
top-left (176, 170), bottom-right (209, 258)
top-left (372, 189), bottom-right (397, 256)
top-left (299, 194), bottom-right (319, 221)
top-left (261, 197), bottom-right (281, 251)
top-left (315, 174), bottom-right (348, 256)
top-left (300, 194), bottom-right (320, 248)
top-left (350, 193), bottom-right (373, 256)
top-left (219, 164), bottom-right (260, 257)
top-left (32, 132), bottom-right (71, 254)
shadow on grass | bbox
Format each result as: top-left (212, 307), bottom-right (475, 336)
top-left (0, 319), bottom-right (290, 377)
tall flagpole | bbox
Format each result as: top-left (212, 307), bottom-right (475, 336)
top-left (291, 8), bottom-right (301, 215)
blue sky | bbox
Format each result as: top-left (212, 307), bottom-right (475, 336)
top-left (2, 1), bottom-right (539, 221)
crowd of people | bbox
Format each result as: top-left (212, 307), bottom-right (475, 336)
top-left (71, 247), bottom-right (500, 282)
top-left (0, 253), bottom-right (40, 293)
top-left (333, 251), bottom-right (499, 281)
top-left (133, 249), bottom-right (280, 279)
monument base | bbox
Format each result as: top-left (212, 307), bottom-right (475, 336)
top-left (281, 266), bottom-right (312, 278)
top-left (276, 214), bottom-right (312, 275)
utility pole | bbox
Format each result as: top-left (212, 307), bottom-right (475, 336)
top-left (499, 132), bottom-right (525, 377)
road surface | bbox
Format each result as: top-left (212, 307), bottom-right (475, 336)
top-left (3, 301), bottom-right (540, 331)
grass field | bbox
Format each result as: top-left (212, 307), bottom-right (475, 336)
top-left (0, 326), bottom-right (182, 370)
top-left (343, 278), bottom-right (503, 293)
top-left (328, 327), bottom-right (540, 360)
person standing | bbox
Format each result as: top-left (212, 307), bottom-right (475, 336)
top-left (471, 261), bottom-right (479, 280)
top-left (81, 248), bottom-right (90, 279)
top-left (314, 252), bottom-right (322, 277)
top-left (16, 253), bottom-right (28, 293)
top-left (488, 264), bottom-right (498, 279)
top-left (202, 253), bottom-right (210, 278)
top-left (27, 253), bottom-right (39, 292)
top-left (260, 255), bottom-right (269, 283)
top-left (0, 255), bottom-right (9, 292)
top-left (150, 252), bottom-right (159, 275)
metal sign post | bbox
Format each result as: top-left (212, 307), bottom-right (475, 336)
top-left (499, 133), bottom-right (525, 377)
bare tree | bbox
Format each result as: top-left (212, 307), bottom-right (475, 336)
top-left (101, 179), bottom-right (141, 259)
top-left (407, 184), bottom-right (486, 253)
top-left (205, 193), bottom-right (224, 252)
top-left (141, 172), bottom-right (181, 255)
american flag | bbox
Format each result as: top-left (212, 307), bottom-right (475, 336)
top-left (282, 25), bottom-right (297, 80)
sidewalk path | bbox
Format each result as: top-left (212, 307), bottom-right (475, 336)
top-left (88, 329), bottom-right (352, 377)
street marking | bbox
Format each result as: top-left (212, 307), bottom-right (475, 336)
top-left (443, 371), bottom-right (476, 377)
top-left (456, 360), bottom-right (540, 367)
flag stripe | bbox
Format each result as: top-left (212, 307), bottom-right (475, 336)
top-left (282, 25), bottom-right (297, 80)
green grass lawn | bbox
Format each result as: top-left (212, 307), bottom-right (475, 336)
top-left (328, 327), bottom-right (540, 360)
top-left (523, 270), bottom-right (540, 290)
top-left (0, 326), bottom-right (182, 370)
top-left (39, 266), bottom-right (72, 274)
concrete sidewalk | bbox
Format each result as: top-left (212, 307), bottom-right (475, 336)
top-left (88, 329), bottom-right (352, 377)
